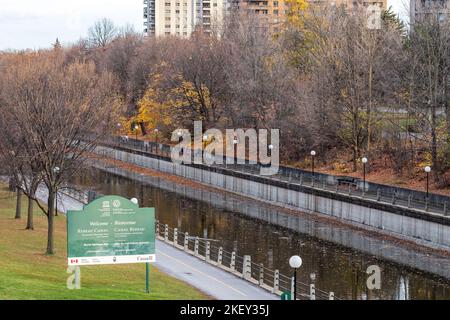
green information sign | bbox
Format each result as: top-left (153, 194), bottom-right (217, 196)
top-left (67, 196), bottom-right (155, 266)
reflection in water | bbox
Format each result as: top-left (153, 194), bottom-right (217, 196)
top-left (397, 276), bottom-right (410, 300)
top-left (72, 167), bottom-right (450, 300)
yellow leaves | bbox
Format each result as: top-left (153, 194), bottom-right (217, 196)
top-left (133, 74), bottom-right (174, 133)
top-left (131, 70), bottom-right (215, 133)
top-left (285, 0), bottom-right (309, 27)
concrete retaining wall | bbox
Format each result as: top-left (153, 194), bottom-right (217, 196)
top-left (91, 162), bottom-right (450, 280)
top-left (94, 146), bottom-right (450, 250)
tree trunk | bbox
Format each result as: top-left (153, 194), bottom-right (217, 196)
top-left (15, 188), bottom-right (22, 219)
top-left (26, 195), bottom-right (34, 230)
top-left (431, 105), bottom-right (439, 182)
top-left (46, 191), bottom-right (55, 255)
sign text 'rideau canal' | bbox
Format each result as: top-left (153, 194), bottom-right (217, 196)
top-left (67, 196), bottom-right (156, 266)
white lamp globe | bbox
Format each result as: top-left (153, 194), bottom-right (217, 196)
top-left (130, 198), bottom-right (139, 205)
top-left (233, 139), bottom-right (239, 145)
top-left (269, 144), bottom-right (274, 150)
top-left (362, 157), bottom-right (368, 164)
top-left (289, 255), bottom-right (302, 269)
top-left (311, 150), bottom-right (316, 157)
top-left (425, 166), bottom-right (431, 173)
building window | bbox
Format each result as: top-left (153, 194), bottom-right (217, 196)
top-left (165, 2), bottom-right (171, 6)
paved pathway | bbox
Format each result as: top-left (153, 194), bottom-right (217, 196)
top-left (36, 187), bottom-right (278, 300)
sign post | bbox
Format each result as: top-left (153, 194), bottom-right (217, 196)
top-left (146, 263), bottom-right (150, 293)
top-left (67, 196), bottom-right (156, 292)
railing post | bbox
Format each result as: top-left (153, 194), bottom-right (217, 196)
top-left (164, 224), bottom-right (169, 242)
top-left (173, 228), bottom-right (178, 246)
top-left (377, 189), bottom-right (381, 202)
top-left (194, 237), bottom-right (199, 256)
top-left (348, 184), bottom-right (352, 196)
top-left (310, 283), bottom-right (316, 300)
top-left (259, 264), bottom-right (264, 286)
top-left (392, 193), bottom-right (397, 205)
top-left (425, 199), bottom-right (429, 212)
top-left (408, 195), bottom-right (412, 208)
top-left (273, 270), bottom-right (279, 293)
top-left (299, 174), bottom-right (303, 186)
top-left (230, 252), bottom-right (236, 271)
top-left (205, 241), bottom-right (211, 262)
top-left (184, 233), bottom-right (189, 251)
top-left (289, 173), bottom-right (292, 183)
top-left (329, 292), bottom-right (335, 300)
top-left (335, 184), bottom-right (339, 194)
top-left (243, 255), bottom-right (251, 279)
top-left (156, 221), bottom-right (160, 238)
top-left (445, 202), bottom-right (448, 216)
top-left (218, 247), bottom-right (223, 265)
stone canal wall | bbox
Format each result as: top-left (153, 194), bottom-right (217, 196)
top-left (93, 145), bottom-right (450, 251)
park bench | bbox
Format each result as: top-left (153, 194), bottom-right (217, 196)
top-left (336, 176), bottom-right (359, 190)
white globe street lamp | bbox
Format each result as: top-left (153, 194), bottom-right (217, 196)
top-left (425, 166), bottom-right (431, 199)
top-left (130, 198), bottom-right (139, 206)
top-left (310, 150), bottom-right (316, 178)
top-left (362, 157), bottom-right (368, 193)
top-left (289, 255), bottom-right (302, 301)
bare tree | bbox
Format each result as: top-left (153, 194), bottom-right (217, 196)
top-left (0, 50), bottom-right (121, 254)
top-left (407, 18), bottom-right (450, 183)
top-left (88, 18), bottom-right (118, 48)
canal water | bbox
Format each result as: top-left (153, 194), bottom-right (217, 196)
top-left (72, 167), bottom-right (450, 300)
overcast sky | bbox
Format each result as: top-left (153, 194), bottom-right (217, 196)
top-left (0, 0), bottom-right (407, 50)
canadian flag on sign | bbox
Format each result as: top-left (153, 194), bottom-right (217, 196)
top-left (71, 259), bottom-right (78, 264)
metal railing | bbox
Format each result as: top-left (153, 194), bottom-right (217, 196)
top-left (155, 221), bottom-right (339, 300)
top-left (59, 187), bottom-right (339, 300)
top-left (98, 136), bottom-right (450, 218)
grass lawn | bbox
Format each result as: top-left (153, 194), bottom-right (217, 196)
top-left (0, 185), bottom-right (209, 300)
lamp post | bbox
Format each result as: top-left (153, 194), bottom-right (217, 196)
top-left (310, 150), bottom-right (316, 177)
top-left (425, 166), bottom-right (431, 200)
top-left (362, 157), bottom-right (368, 194)
top-left (134, 124), bottom-right (139, 141)
top-left (53, 167), bottom-right (60, 216)
top-left (154, 129), bottom-right (159, 155)
top-left (233, 138), bottom-right (239, 162)
top-left (289, 255), bottom-right (302, 301)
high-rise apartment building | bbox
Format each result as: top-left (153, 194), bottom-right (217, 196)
top-left (231, 0), bottom-right (289, 32)
top-left (144, 0), bottom-right (388, 37)
top-left (410, 0), bottom-right (450, 25)
top-left (308, 0), bottom-right (387, 10)
top-left (144, 0), bottom-right (227, 37)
